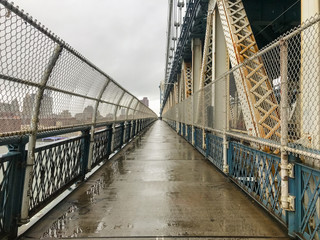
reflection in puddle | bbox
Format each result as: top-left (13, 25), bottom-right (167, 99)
top-left (86, 179), bottom-right (106, 203)
top-left (40, 154), bottom-right (129, 238)
top-left (41, 205), bottom-right (80, 239)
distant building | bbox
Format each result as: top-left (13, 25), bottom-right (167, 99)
top-left (0, 98), bottom-right (20, 118)
top-left (140, 97), bottom-right (149, 107)
top-left (22, 92), bottom-right (53, 118)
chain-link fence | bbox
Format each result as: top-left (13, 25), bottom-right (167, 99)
top-left (0, 1), bottom-right (157, 238)
top-left (163, 13), bottom-right (320, 163)
top-left (0, 1), bottom-right (156, 138)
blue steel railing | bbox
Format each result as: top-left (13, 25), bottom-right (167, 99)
top-left (228, 142), bottom-right (285, 223)
top-left (92, 126), bottom-right (112, 169)
top-left (293, 163), bottom-right (320, 239)
top-left (124, 122), bottom-right (131, 144)
top-left (182, 123), bottom-right (186, 139)
top-left (165, 120), bottom-right (320, 239)
top-left (0, 118), bottom-right (154, 238)
top-left (29, 136), bottom-right (84, 216)
top-left (0, 152), bottom-right (24, 237)
top-left (206, 133), bottom-right (223, 171)
top-left (194, 127), bottom-right (205, 155)
top-left (113, 124), bottom-right (125, 152)
top-left (187, 125), bottom-right (192, 143)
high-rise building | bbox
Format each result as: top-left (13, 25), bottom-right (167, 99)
top-left (140, 97), bottom-right (149, 107)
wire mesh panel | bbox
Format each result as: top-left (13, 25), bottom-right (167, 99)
top-left (203, 83), bottom-right (214, 129)
top-left (96, 103), bottom-right (117, 123)
top-left (161, 6), bottom-right (320, 240)
top-left (0, 10), bottom-right (57, 85)
top-left (229, 142), bottom-right (285, 223)
top-left (0, 83), bottom-right (38, 136)
top-left (0, 1), bottom-right (156, 138)
top-left (38, 90), bottom-right (97, 129)
top-left (119, 93), bottom-right (133, 108)
top-left (184, 97), bottom-right (193, 125)
top-left (228, 72), bottom-right (246, 132)
top-left (164, 14), bottom-right (320, 161)
top-left (0, 1), bottom-right (157, 237)
top-left (47, 49), bottom-right (107, 98)
top-left (285, 20), bottom-right (320, 161)
top-left (29, 136), bottom-right (83, 216)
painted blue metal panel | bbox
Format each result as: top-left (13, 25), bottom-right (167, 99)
top-left (28, 136), bottom-right (84, 216)
top-left (182, 123), bottom-right (186, 138)
top-left (92, 127), bottom-right (112, 168)
top-left (113, 124), bottom-right (124, 151)
top-left (294, 163), bottom-right (320, 239)
top-left (187, 125), bottom-right (192, 143)
top-left (229, 142), bottom-right (286, 223)
top-left (194, 127), bottom-right (205, 156)
top-left (207, 133), bottom-right (223, 171)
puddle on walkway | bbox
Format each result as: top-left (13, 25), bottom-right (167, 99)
top-left (24, 121), bottom-right (289, 239)
top-left (39, 151), bottom-right (132, 238)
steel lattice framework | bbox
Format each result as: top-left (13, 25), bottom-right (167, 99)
top-left (218, 0), bottom-right (280, 140)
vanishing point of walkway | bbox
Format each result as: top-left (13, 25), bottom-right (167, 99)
top-left (22, 121), bottom-right (289, 240)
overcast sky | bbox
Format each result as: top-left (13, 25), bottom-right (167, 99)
top-left (12, 0), bottom-right (168, 115)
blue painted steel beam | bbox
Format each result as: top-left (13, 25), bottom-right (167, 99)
top-left (161, 0), bottom-right (208, 114)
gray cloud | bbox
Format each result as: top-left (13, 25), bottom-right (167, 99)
top-left (13, 0), bottom-right (167, 114)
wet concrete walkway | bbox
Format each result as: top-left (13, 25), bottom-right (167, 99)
top-left (22, 120), bottom-right (289, 240)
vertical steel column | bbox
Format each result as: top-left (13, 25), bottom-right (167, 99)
top-left (223, 75), bottom-right (230, 174)
top-left (20, 45), bottom-right (63, 223)
top-left (120, 122), bottom-right (125, 147)
top-left (280, 39), bottom-right (290, 210)
top-left (107, 124), bottom-right (113, 157)
top-left (127, 121), bottom-right (132, 142)
top-left (80, 128), bottom-right (90, 180)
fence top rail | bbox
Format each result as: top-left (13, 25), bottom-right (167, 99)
top-left (163, 12), bottom-right (320, 106)
top-left (0, 0), bottom-right (133, 98)
top-left (0, 0), bottom-right (157, 137)
top-left (0, 151), bottom-right (21, 162)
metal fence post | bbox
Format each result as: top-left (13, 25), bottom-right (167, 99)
top-left (192, 126), bottom-right (195, 145)
top-left (131, 120), bottom-right (135, 137)
top-left (288, 154), bottom-right (300, 237)
top-left (120, 122), bottom-right (125, 147)
top-left (205, 131), bottom-right (209, 158)
top-left (87, 80), bottom-right (110, 170)
top-left (4, 139), bottom-right (28, 238)
top-left (280, 39), bottom-right (293, 211)
top-left (87, 125), bottom-right (95, 171)
top-left (138, 120), bottom-right (141, 133)
top-left (223, 74), bottom-right (230, 174)
top-left (127, 121), bottom-right (132, 142)
top-left (80, 129), bottom-right (90, 180)
top-left (227, 142), bottom-right (233, 174)
top-left (107, 124), bottom-right (113, 156)
top-left (110, 124), bottom-right (115, 153)
top-left (20, 45), bottom-right (63, 223)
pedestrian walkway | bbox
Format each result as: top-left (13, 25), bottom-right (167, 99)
top-left (22, 120), bottom-right (289, 240)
